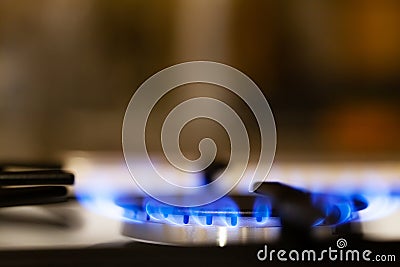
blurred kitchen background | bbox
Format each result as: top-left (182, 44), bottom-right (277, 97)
top-left (1, 0), bottom-right (400, 164)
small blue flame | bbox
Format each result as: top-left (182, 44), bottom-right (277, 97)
top-left (252, 197), bottom-right (271, 224)
top-left (142, 196), bottom-right (241, 227)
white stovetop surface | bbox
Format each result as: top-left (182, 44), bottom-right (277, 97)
top-left (1, 152), bottom-right (400, 249)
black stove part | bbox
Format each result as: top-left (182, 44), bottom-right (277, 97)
top-left (254, 182), bottom-right (327, 229)
top-left (351, 194), bottom-right (369, 211)
top-left (0, 163), bottom-right (74, 208)
top-left (253, 182), bottom-right (368, 225)
top-left (0, 186), bottom-right (69, 207)
top-left (202, 161), bottom-right (227, 185)
top-left (253, 182), bottom-right (367, 242)
top-left (0, 170), bottom-right (74, 186)
top-left (0, 239), bottom-right (398, 267)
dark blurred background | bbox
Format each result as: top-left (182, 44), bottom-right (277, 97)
top-left (0, 0), bottom-right (400, 163)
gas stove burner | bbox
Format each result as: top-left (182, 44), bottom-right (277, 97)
top-left (116, 183), bottom-right (368, 246)
top-left (118, 195), bottom-right (280, 246)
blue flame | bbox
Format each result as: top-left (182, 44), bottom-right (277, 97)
top-left (252, 196), bottom-right (271, 224)
top-left (311, 193), bottom-right (366, 226)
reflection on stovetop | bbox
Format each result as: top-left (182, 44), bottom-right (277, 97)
top-left (0, 200), bottom-right (130, 249)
